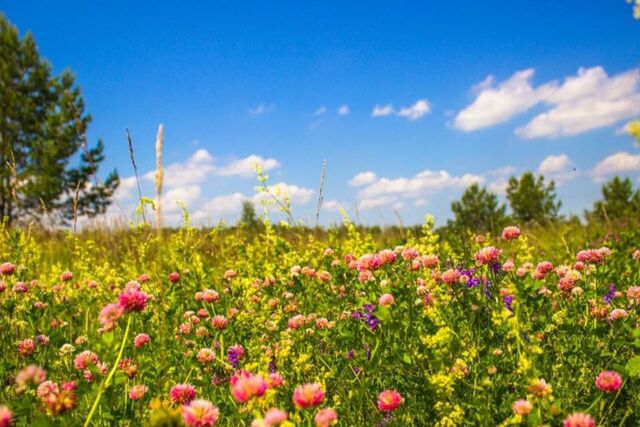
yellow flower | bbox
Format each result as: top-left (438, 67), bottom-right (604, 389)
top-left (429, 373), bottom-right (454, 395)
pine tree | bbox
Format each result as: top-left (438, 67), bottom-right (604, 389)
top-left (587, 176), bottom-right (640, 223)
top-left (448, 183), bottom-right (508, 234)
top-left (506, 172), bottom-right (561, 223)
top-left (0, 14), bottom-right (119, 225)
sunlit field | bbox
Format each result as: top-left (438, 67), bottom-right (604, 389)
top-left (1, 213), bottom-right (639, 426)
top-left (2, 2), bottom-right (640, 426)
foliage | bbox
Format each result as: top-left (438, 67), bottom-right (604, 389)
top-left (506, 172), bottom-right (561, 224)
top-left (586, 176), bottom-right (640, 225)
top-left (0, 210), bottom-right (639, 426)
top-left (0, 14), bottom-right (118, 225)
top-left (239, 201), bottom-right (259, 229)
top-left (447, 183), bottom-right (508, 235)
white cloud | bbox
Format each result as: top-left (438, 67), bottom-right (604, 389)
top-left (591, 151), bottom-right (640, 180)
top-left (486, 166), bottom-right (517, 177)
top-left (472, 75), bottom-right (496, 94)
top-left (372, 104), bottom-right (394, 117)
top-left (214, 155), bottom-right (280, 177)
top-left (253, 182), bottom-right (314, 205)
top-left (314, 106), bottom-right (327, 116)
top-left (537, 154), bottom-right (576, 185)
top-left (488, 180), bottom-right (509, 195)
top-left (113, 176), bottom-right (138, 202)
top-left (192, 193), bottom-right (248, 223)
top-left (358, 197), bottom-right (394, 210)
top-left (349, 171), bottom-right (377, 187)
top-left (162, 185), bottom-right (202, 212)
top-left (538, 154), bottom-right (571, 174)
top-left (322, 200), bottom-right (343, 210)
top-left (484, 166), bottom-right (517, 195)
top-left (358, 170), bottom-right (484, 200)
top-left (337, 105), bottom-right (350, 115)
top-left (455, 66), bottom-right (640, 139)
top-left (517, 68), bottom-right (640, 139)
top-left (145, 150), bottom-right (280, 187)
top-left (248, 103), bottom-right (275, 116)
top-left (397, 99), bottom-right (431, 120)
top-left (454, 69), bottom-right (538, 131)
top-left (192, 182), bottom-right (315, 222)
top-left (145, 149), bottom-right (215, 188)
top-left (414, 198), bottom-right (428, 207)
top-left (372, 99), bottom-right (432, 120)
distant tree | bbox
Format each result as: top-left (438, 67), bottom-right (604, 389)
top-left (239, 200), bottom-right (259, 228)
top-left (447, 183), bottom-right (508, 234)
top-left (586, 176), bottom-right (640, 223)
top-left (506, 172), bottom-right (561, 223)
top-left (0, 14), bottom-right (118, 225)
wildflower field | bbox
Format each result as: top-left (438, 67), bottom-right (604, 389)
top-left (0, 215), bottom-right (639, 427)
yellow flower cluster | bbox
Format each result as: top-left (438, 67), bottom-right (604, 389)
top-left (421, 327), bottom-right (453, 350)
top-left (429, 372), bottom-right (454, 395)
top-left (434, 401), bottom-right (464, 427)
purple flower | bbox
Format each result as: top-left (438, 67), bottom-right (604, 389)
top-left (227, 347), bottom-right (243, 368)
top-left (364, 344), bottom-right (372, 360)
top-left (363, 304), bottom-right (375, 313)
top-left (604, 283), bottom-right (616, 305)
top-left (467, 277), bottom-right (480, 288)
top-left (503, 295), bottom-right (514, 312)
top-left (347, 350), bottom-right (355, 360)
top-left (268, 357), bottom-right (278, 374)
top-left (366, 314), bottom-right (379, 331)
top-left (490, 262), bottom-right (502, 274)
top-left (352, 311), bottom-right (363, 320)
top-left (484, 280), bottom-right (492, 300)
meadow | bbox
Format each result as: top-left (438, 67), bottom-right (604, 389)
top-left (0, 210), bottom-right (639, 427)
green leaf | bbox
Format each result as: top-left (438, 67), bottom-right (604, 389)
top-left (626, 356), bottom-right (640, 377)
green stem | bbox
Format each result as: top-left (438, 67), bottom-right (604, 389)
top-left (599, 381), bottom-right (625, 427)
top-left (83, 315), bottom-right (132, 427)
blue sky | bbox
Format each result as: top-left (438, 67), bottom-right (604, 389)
top-left (3, 1), bottom-right (640, 226)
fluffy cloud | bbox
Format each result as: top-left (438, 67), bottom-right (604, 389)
top-left (349, 171), bottom-right (377, 187)
top-left (145, 149), bottom-right (215, 188)
top-left (358, 197), bottom-right (393, 210)
top-left (253, 182), bottom-right (315, 205)
top-left (397, 99), bottom-right (431, 120)
top-left (517, 67), bottom-right (640, 139)
top-left (193, 193), bottom-right (247, 221)
top-left (591, 151), bottom-right (640, 180)
top-left (113, 176), bottom-right (139, 202)
top-left (455, 66), bottom-right (640, 139)
top-left (337, 105), bottom-right (350, 115)
top-left (215, 155), bottom-right (280, 177)
top-left (248, 103), bottom-right (275, 116)
top-left (162, 185), bottom-right (202, 212)
top-left (192, 182), bottom-right (315, 222)
top-left (322, 200), bottom-right (343, 210)
top-left (371, 104), bottom-right (394, 117)
top-left (144, 149), bottom-right (280, 187)
top-left (372, 99), bottom-right (432, 120)
top-left (537, 154), bottom-right (576, 184)
top-left (485, 165), bottom-right (517, 195)
top-left (454, 69), bottom-right (538, 131)
top-left (358, 170), bottom-right (484, 200)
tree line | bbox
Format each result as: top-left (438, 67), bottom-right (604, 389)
top-left (446, 173), bottom-right (640, 234)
